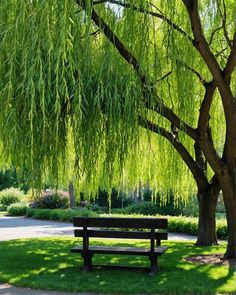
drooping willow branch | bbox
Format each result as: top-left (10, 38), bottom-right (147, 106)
top-left (93, 0), bottom-right (193, 42)
top-left (182, 0), bottom-right (236, 165)
top-left (139, 116), bottom-right (208, 190)
top-left (75, 0), bottom-right (197, 141)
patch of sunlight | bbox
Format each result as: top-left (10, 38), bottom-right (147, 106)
top-left (209, 267), bottom-right (232, 280)
top-left (29, 267), bottom-right (47, 275)
top-left (58, 263), bottom-right (71, 269)
top-left (27, 250), bottom-right (48, 255)
top-left (99, 281), bottom-right (106, 286)
top-left (48, 269), bottom-right (60, 274)
top-left (128, 259), bottom-right (143, 265)
top-left (10, 272), bottom-right (32, 283)
top-left (110, 257), bottom-right (120, 263)
top-left (178, 263), bottom-right (197, 271)
top-left (157, 276), bottom-right (169, 285)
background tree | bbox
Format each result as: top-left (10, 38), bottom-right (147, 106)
top-left (0, 0), bottom-right (236, 258)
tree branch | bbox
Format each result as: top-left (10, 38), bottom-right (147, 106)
top-left (75, 1), bottom-right (198, 140)
top-left (223, 32), bottom-right (236, 82)
top-left (218, 0), bottom-right (232, 49)
top-left (139, 117), bottom-right (208, 189)
top-left (93, 0), bottom-right (193, 42)
top-left (177, 60), bottom-right (208, 85)
top-left (197, 81), bottom-right (217, 137)
top-left (183, 0), bottom-right (236, 166)
top-left (182, 0), bottom-right (224, 84)
top-left (156, 70), bottom-right (173, 83)
top-left (151, 99), bottom-right (197, 140)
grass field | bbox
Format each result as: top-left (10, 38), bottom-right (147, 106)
top-left (0, 238), bottom-right (235, 294)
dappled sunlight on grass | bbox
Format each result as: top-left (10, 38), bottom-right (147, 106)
top-left (0, 237), bottom-right (234, 294)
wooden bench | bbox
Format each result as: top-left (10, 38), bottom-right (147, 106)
top-left (71, 216), bottom-right (168, 275)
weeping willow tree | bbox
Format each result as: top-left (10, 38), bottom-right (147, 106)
top-left (0, 0), bottom-right (236, 259)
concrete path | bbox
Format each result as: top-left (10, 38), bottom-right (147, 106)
top-left (0, 216), bottom-right (196, 295)
top-left (0, 216), bottom-right (196, 241)
top-left (0, 216), bottom-right (74, 240)
top-left (0, 283), bottom-right (101, 295)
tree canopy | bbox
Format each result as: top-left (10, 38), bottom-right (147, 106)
top-left (1, 0), bottom-right (236, 258)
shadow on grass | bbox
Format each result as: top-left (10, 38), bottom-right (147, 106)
top-left (0, 238), bottom-right (234, 294)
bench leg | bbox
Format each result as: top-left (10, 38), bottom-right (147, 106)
top-left (149, 256), bottom-right (158, 275)
top-left (82, 254), bottom-right (93, 272)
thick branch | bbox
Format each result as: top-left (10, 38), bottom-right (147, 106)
top-left (223, 32), bottom-right (236, 82)
top-left (93, 0), bottom-right (193, 42)
top-left (75, 1), bottom-right (197, 140)
top-left (139, 117), bottom-right (208, 189)
top-left (151, 100), bottom-right (197, 140)
top-left (183, 0), bottom-right (236, 165)
top-left (76, 0), bottom-right (147, 83)
top-left (197, 81), bottom-right (216, 137)
top-left (219, 0), bottom-right (232, 49)
top-left (182, 0), bottom-right (224, 84)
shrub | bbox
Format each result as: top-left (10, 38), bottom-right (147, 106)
top-left (113, 202), bottom-right (159, 215)
top-left (106, 213), bottom-right (228, 240)
top-left (25, 208), bottom-right (228, 240)
top-left (0, 188), bottom-right (25, 209)
top-left (113, 200), bottom-right (182, 216)
top-left (31, 190), bottom-right (69, 209)
top-left (0, 168), bottom-right (18, 190)
top-left (7, 203), bottom-right (28, 216)
top-left (26, 207), bottom-right (97, 222)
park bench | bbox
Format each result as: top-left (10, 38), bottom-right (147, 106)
top-left (70, 216), bottom-right (168, 275)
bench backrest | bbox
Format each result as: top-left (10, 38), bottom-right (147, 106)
top-left (72, 217), bottom-right (168, 245)
top-left (73, 217), bottom-right (167, 229)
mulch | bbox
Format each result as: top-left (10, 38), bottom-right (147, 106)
top-left (184, 254), bottom-right (236, 267)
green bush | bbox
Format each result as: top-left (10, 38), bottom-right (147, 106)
top-left (113, 200), bottom-right (182, 216)
top-left (7, 203), bottom-right (28, 216)
top-left (0, 188), bottom-right (25, 209)
top-left (31, 190), bottom-right (69, 209)
top-left (25, 208), bottom-right (228, 240)
top-left (113, 202), bottom-right (159, 215)
top-left (106, 213), bottom-right (228, 240)
top-left (26, 208), bottom-right (97, 222)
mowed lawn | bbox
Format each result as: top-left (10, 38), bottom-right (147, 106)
top-left (0, 238), bottom-right (234, 294)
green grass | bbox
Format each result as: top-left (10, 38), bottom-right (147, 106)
top-left (0, 238), bottom-right (235, 294)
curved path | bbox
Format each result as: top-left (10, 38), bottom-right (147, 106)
top-left (0, 216), bottom-right (196, 295)
top-left (0, 216), bottom-right (196, 241)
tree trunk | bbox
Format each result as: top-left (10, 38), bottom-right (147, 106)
top-left (194, 143), bottom-right (220, 246)
top-left (222, 187), bottom-right (236, 259)
top-left (195, 186), bottom-right (219, 246)
top-left (68, 181), bottom-right (76, 208)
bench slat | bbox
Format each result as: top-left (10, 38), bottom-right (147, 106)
top-left (73, 217), bottom-right (167, 229)
top-left (71, 245), bottom-right (168, 256)
top-left (74, 229), bottom-right (168, 240)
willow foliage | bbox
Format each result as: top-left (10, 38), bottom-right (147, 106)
top-left (0, 0), bottom-right (233, 199)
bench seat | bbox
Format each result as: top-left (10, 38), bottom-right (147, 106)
top-left (71, 245), bottom-right (168, 256)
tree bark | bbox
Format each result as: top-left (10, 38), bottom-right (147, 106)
top-left (194, 143), bottom-right (220, 246)
top-left (195, 186), bottom-right (219, 246)
top-left (222, 187), bottom-right (236, 259)
top-left (68, 181), bottom-right (76, 208)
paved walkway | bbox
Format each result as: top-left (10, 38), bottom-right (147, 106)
top-left (0, 283), bottom-right (101, 295)
top-left (0, 216), bottom-right (196, 241)
top-left (0, 216), bottom-right (196, 295)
